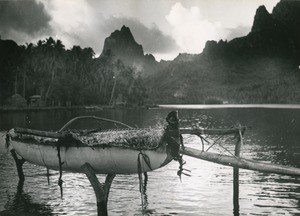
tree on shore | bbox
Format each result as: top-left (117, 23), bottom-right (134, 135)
top-left (0, 37), bottom-right (149, 107)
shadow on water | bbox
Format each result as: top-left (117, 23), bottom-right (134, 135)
top-left (141, 172), bottom-right (156, 215)
top-left (0, 180), bottom-right (53, 216)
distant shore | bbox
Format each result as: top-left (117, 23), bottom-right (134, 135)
top-left (158, 104), bottom-right (300, 109)
top-left (3, 103), bottom-right (300, 112)
top-left (0, 104), bottom-right (152, 112)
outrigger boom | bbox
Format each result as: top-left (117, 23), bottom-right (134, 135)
top-left (180, 127), bottom-right (300, 177)
top-left (181, 147), bottom-right (300, 176)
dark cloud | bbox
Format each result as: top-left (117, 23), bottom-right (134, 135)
top-left (102, 17), bottom-right (179, 54)
top-left (0, 0), bottom-right (51, 37)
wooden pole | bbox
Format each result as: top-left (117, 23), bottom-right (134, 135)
top-left (10, 149), bottom-right (26, 182)
top-left (82, 163), bottom-right (115, 216)
top-left (233, 129), bottom-right (243, 215)
top-left (180, 127), bottom-right (245, 136)
top-left (104, 174), bottom-right (115, 204)
top-left (180, 147), bottom-right (300, 176)
top-left (143, 172), bottom-right (149, 211)
top-left (14, 114), bottom-right (134, 139)
top-left (15, 127), bottom-right (62, 139)
top-left (46, 168), bottom-right (50, 185)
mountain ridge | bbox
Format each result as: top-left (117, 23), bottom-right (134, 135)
top-left (144, 0), bottom-right (300, 104)
top-left (1, 0), bottom-right (300, 105)
top-left (100, 25), bottom-right (160, 76)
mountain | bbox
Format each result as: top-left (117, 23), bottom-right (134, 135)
top-left (100, 25), bottom-right (159, 76)
top-left (145, 0), bottom-right (300, 104)
top-left (272, 0), bottom-right (300, 62)
top-left (3, 1), bottom-right (300, 106)
top-left (202, 1), bottom-right (300, 63)
top-left (173, 53), bottom-right (197, 62)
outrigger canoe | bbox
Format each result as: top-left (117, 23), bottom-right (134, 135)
top-left (7, 111), bottom-right (181, 174)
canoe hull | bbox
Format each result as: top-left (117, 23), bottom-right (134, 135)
top-left (10, 138), bottom-right (172, 174)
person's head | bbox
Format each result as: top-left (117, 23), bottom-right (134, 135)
top-left (166, 111), bottom-right (179, 128)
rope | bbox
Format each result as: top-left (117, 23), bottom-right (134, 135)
top-left (169, 135), bottom-right (191, 181)
top-left (137, 153), bottom-right (145, 209)
top-left (38, 144), bottom-right (48, 168)
top-left (198, 126), bottom-right (245, 157)
top-left (137, 151), bottom-right (152, 211)
top-left (205, 135), bottom-right (224, 152)
top-left (56, 143), bottom-right (64, 199)
top-left (138, 152), bottom-right (152, 171)
top-left (5, 133), bottom-right (10, 149)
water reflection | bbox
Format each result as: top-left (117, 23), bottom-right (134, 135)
top-left (1, 180), bottom-right (53, 216)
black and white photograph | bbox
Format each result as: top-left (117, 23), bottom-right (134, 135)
top-left (0, 0), bottom-right (300, 215)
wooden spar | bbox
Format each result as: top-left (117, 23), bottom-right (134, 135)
top-left (82, 163), bottom-right (107, 216)
top-left (15, 127), bottom-right (62, 138)
top-left (15, 115), bottom-right (134, 139)
top-left (180, 127), bottom-right (246, 136)
top-left (46, 168), bottom-right (50, 185)
top-left (15, 125), bottom-right (244, 141)
top-left (233, 128), bottom-right (243, 215)
top-left (180, 147), bottom-right (300, 176)
top-left (16, 126), bottom-right (244, 139)
top-left (59, 116), bottom-right (133, 132)
top-left (10, 149), bottom-right (26, 182)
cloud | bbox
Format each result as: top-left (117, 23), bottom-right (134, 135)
top-left (40, 0), bottom-right (178, 58)
top-left (0, 0), bottom-right (280, 61)
top-left (0, 0), bottom-right (51, 38)
top-left (102, 17), bottom-right (179, 54)
top-left (40, 0), bottom-right (94, 49)
top-left (166, 2), bottom-right (230, 54)
top-left (226, 25), bottom-right (251, 41)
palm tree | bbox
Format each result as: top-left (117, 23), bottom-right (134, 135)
top-left (44, 38), bottom-right (65, 101)
top-left (109, 59), bottom-right (124, 105)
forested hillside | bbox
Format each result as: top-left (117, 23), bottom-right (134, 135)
top-left (145, 0), bottom-right (300, 104)
top-left (0, 37), bottom-right (147, 107)
top-left (145, 54), bottom-right (299, 104)
top-left (1, 0), bottom-right (300, 107)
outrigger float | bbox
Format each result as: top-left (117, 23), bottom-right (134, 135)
top-left (5, 111), bottom-right (300, 216)
top-left (7, 127), bottom-right (173, 174)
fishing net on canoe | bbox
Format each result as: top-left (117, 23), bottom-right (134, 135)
top-left (70, 128), bottom-right (166, 150)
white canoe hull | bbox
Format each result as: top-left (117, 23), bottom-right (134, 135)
top-left (10, 138), bottom-right (172, 174)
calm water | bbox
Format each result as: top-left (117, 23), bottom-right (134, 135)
top-left (0, 107), bottom-right (300, 215)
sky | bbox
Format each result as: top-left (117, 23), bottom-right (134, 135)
top-left (0, 0), bottom-right (280, 61)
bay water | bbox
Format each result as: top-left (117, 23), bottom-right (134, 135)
top-left (0, 106), bottom-right (299, 215)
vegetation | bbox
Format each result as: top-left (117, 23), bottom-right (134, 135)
top-left (0, 37), bottom-right (148, 107)
top-left (1, 38), bottom-right (300, 107)
top-left (1, 1), bottom-right (300, 107)
top-left (144, 55), bottom-right (300, 104)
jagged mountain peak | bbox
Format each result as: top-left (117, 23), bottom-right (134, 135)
top-left (256, 5), bottom-right (269, 15)
top-left (103, 25), bottom-right (143, 57)
top-left (201, 0), bottom-right (300, 61)
top-left (109, 25), bottom-right (136, 44)
top-left (100, 25), bottom-right (159, 76)
top-left (120, 25), bottom-right (131, 34)
top-left (251, 5), bottom-right (274, 33)
top-left (101, 26), bottom-right (144, 63)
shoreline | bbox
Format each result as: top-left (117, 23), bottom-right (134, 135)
top-left (0, 105), bottom-right (152, 112)
top-left (3, 103), bottom-right (300, 112)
